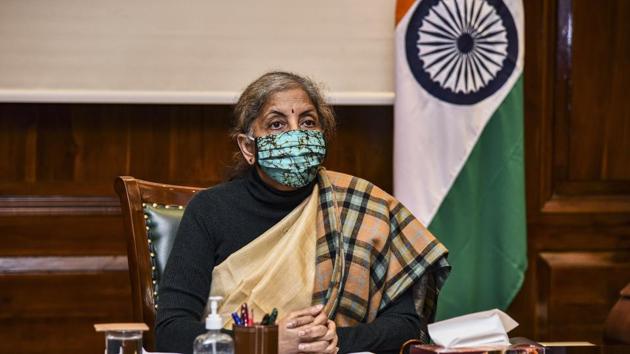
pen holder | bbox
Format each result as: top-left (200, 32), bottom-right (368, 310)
top-left (233, 324), bottom-right (278, 354)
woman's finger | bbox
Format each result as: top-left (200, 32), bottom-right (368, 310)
top-left (292, 311), bottom-right (329, 334)
top-left (297, 324), bottom-right (327, 340)
top-left (287, 304), bottom-right (324, 319)
top-left (324, 332), bottom-right (338, 353)
top-left (285, 304), bottom-right (324, 328)
top-left (310, 310), bottom-right (328, 326)
top-left (324, 342), bottom-right (338, 353)
top-left (287, 314), bottom-right (315, 329)
top-left (297, 340), bottom-right (330, 353)
top-left (321, 320), bottom-right (336, 341)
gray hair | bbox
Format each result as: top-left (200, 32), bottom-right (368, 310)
top-left (229, 71), bottom-right (336, 177)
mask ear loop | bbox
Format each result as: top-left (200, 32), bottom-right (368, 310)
top-left (246, 132), bottom-right (257, 165)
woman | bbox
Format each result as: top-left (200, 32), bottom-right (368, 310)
top-left (156, 72), bottom-right (450, 354)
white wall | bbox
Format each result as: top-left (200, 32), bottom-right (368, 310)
top-left (0, 0), bottom-right (396, 104)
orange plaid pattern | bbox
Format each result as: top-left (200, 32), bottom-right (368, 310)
top-left (313, 168), bottom-right (450, 342)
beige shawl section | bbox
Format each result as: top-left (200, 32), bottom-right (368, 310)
top-left (207, 184), bottom-right (319, 326)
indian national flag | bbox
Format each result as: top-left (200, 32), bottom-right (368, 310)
top-left (394, 0), bottom-right (527, 320)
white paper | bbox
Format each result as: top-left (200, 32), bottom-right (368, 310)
top-left (428, 309), bottom-right (518, 348)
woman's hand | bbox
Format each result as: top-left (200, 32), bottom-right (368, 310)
top-left (278, 304), bottom-right (325, 354)
top-left (278, 304), bottom-right (338, 354)
top-left (296, 319), bottom-right (338, 354)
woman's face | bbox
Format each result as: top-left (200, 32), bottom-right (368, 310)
top-left (250, 88), bottom-right (322, 137)
top-left (236, 88), bottom-right (324, 191)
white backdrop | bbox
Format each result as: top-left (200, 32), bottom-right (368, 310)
top-left (0, 0), bottom-right (395, 104)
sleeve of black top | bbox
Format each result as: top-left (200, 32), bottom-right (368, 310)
top-left (336, 287), bottom-right (422, 354)
top-left (155, 194), bottom-right (214, 354)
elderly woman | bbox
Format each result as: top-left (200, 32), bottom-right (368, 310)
top-left (156, 72), bottom-right (450, 354)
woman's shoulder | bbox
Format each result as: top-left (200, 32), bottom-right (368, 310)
top-left (186, 177), bottom-right (247, 210)
top-left (323, 169), bottom-right (392, 200)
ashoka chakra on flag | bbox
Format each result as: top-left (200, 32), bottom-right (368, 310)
top-left (405, 0), bottom-right (518, 105)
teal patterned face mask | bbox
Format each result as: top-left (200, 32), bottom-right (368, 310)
top-left (253, 130), bottom-right (326, 188)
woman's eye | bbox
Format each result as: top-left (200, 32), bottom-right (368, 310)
top-left (269, 121), bottom-right (285, 130)
top-left (301, 118), bottom-right (318, 128)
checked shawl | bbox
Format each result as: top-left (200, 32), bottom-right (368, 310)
top-left (313, 168), bottom-right (450, 341)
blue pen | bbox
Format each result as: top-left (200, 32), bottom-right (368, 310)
top-left (231, 312), bottom-right (243, 326)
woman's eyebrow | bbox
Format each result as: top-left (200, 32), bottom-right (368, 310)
top-left (299, 109), bottom-right (318, 117)
top-left (265, 109), bottom-right (287, 117)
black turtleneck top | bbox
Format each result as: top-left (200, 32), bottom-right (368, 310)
top-left (155, 168), bottom-right (421, 354)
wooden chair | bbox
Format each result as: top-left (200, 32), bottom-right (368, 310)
top-left (115, 176), bottom-right (202, 351)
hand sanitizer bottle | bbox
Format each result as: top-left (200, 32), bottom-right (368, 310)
top-left (193, 296), bottom-right (234, 354)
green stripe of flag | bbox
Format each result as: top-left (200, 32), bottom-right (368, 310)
top-left (429, 76), bottom-right (527, 320)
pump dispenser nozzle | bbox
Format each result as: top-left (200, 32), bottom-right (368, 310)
top-left (194, 296), bottom-right (234, 354)
top-left (206, 296), bottom-right (224, 330)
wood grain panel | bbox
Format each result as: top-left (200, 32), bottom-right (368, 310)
top-left (166, 106), bottom-right (235, 183)
top-left (0, 319), bottom-right (111, 354)
top-left (0, 113), bottom-right (32, 181)
top-left (550, 0), bottom-right (630, 200)
top-left (541, 195), bottom-right (630, 214)
top-left (327, 105), bottom-right (393, 192)
top-left (0, 103), bottom-right (392, 194)
top-left (126, 114), bottom-right (175, 183)
top-left (569, 0), bottom-right (630, 182)
top-left (522, 0), bottom-right (555, 214)
top-left (507, 0), bottom-right (558, 338)
top-left (537, 252), bottom-right (630, 343)
top-left (508, 0), bottom-right (630, 343)
top-left (0, 267), bottom-right (132, 354)
top-left (0, 214), bottom-right (125, 256)
top-left (0, 256), bottom-right (127, 274)
top-left (0, 196), bottom-right (119, 216)
top-left (69, 115), bottom-right (129, 181)
top-left (0, 270), bottom-right (129, 320)
top-left (35, 114), bottom-right (77, 182)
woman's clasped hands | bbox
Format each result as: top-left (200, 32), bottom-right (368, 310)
top-left (278, 304), bottom-right (339, 354)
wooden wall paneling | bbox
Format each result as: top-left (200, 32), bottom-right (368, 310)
top-left (69, 113), bottom-right (129, 182)
top-left (327, 105), bottom-right (393, 193)
top-left (127, 111), bottom-right (174, 184)
top-left (550, 0), bottom-right (572, 201)
top-left (530, 218), bottom-right (630, 252)
top-left (521, 0), bottom-right (556, 217)
top-left (1, 319), bottom-right (110, 354)
top-left (568, 0), bottom-right (630, 183)
top-left (0, 257), bottom-right (131, 354)
top-left (35, 111), bottom-right (77, 183)
top-left (0, 214), bottom-right (124, 256)
top-left (0, 103), bottom-right (394, 193)
top-left (508, 0), bottom-right (556, 338)
top-left (0, 269), bottom-right (129, 321)
top-left (537, 252), bottom-right (630, 342)
top-left (544, 0), bottom-right (630, 212)
top-left (0, 196), bottom-right (119, 217)
top-left (0, 112), bottom-right (33, 182)
top-left (510, 0), bottom-right (630, 343)
top-left (165, 105), bottom-right (234, 185)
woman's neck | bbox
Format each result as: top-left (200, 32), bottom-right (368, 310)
top-left (244, 167), bottom-right (314, 208)
top-left (254, 165), bottom-right (297, 192)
